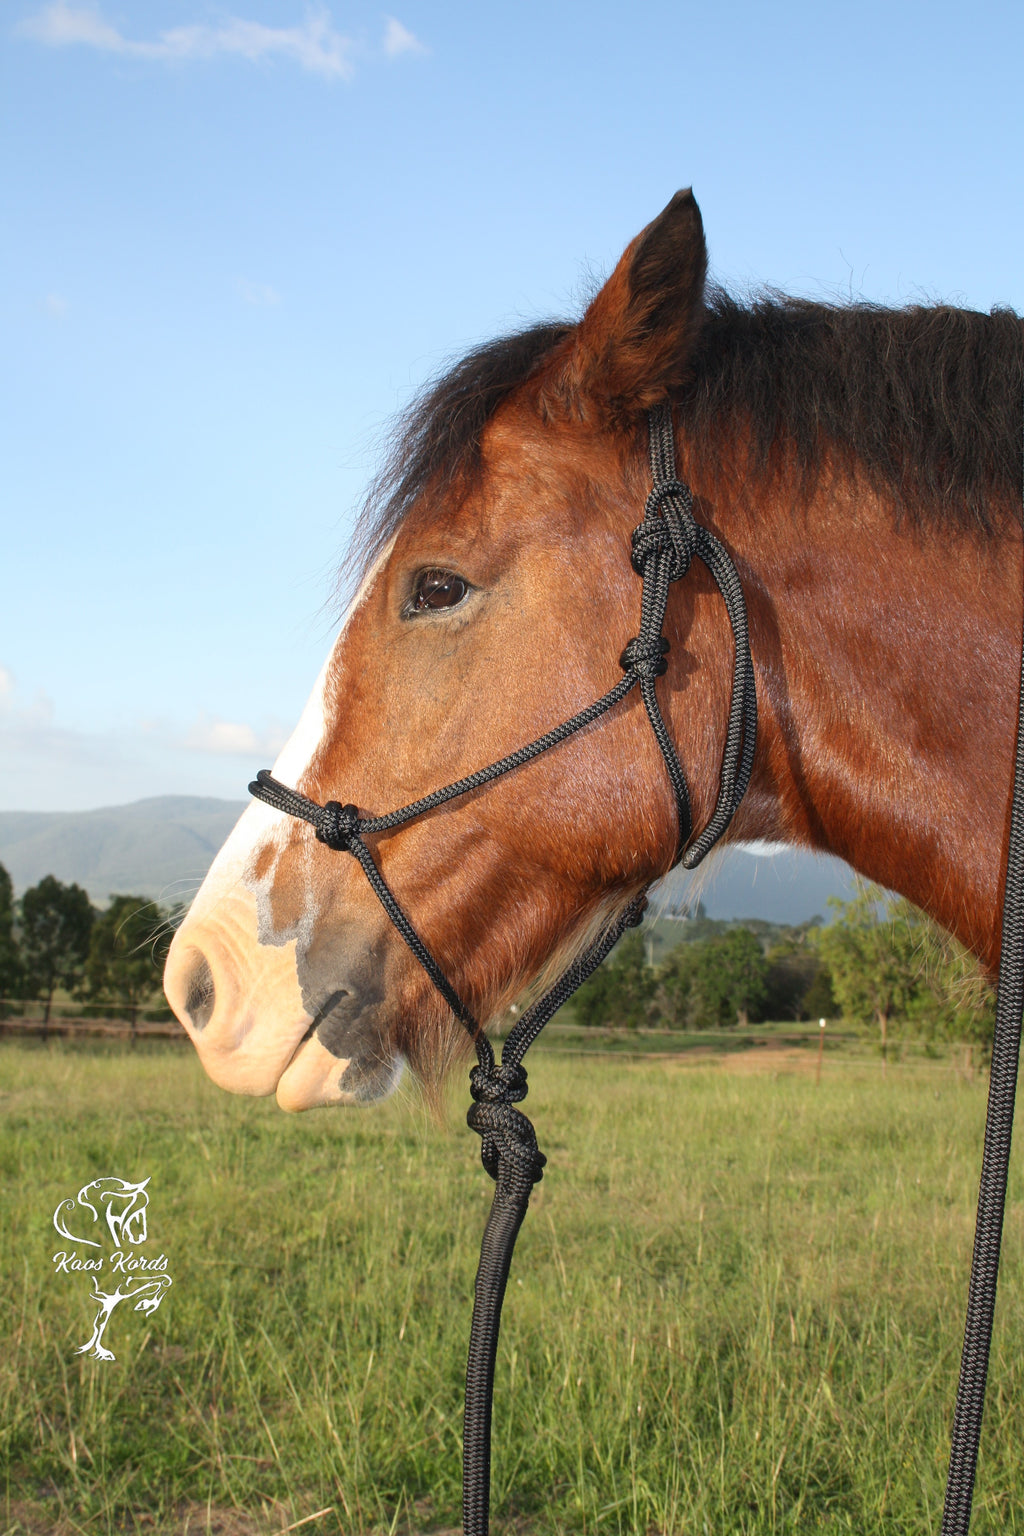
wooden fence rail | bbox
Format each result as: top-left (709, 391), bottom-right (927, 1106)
top-left (0, 1016), bottom-right (187, 1040)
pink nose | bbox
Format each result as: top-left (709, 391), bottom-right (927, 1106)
top-left (162, 895), bottom-right (315, 1099)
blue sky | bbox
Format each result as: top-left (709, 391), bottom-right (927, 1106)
top-left (3, 0), bottom-right (1022, 811)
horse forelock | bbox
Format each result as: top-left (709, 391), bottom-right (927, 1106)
top-left (344, 321), bottom-right (576, 592)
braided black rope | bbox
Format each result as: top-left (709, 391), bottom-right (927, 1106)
top-left (251, 771), bottom-right (479, 1030)
top-left (462, 893), bottom-right (647, 1536)
top-left (642, 403), bottom-right (757, 868)
top-left (940, 474), bottom-right (1024, 1531)
top-left (248, 404), bottom-right (759, 1536)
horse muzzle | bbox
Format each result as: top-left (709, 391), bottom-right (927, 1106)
top-left (164, 887), bottom-right (402, 1110)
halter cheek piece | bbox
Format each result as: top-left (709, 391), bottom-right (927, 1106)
top-left (249, 400), bottom-right (1024, 1536)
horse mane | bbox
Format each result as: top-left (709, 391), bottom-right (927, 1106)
top-left (686, 289), bottom-right (1024, 531)
top-left (349, 290), bottom-right (1023, 577)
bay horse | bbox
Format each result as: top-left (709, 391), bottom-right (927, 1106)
top-left (164, 189), bottom-right (1023, 1119)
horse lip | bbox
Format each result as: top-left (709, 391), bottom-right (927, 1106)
top-left (274, 976), bottom-right (403, 1108)
top-left (280, 989), bottom-right (350, 1076)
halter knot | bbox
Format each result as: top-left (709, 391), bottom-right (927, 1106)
top-left (631, 482), bottom-right (698, 582)
top-left (316, 801), bottom-right (360, 851)
top-left (469, 1061), bottom-right (528, 1104)
top-left (620, 634), bottom-right (670, 679)
top-left (467, 1062), bottom-right (545, 1186)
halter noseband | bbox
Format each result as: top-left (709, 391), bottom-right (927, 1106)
top-left (249, 401), bottom-right (757, 1534)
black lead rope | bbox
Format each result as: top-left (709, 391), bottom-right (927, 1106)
top-left (461, 891), bottom-right (649, 1536)
top-left (250, 402), bottom-right (757, 1536)
top-left (940, 466), bottom-right (1024, 1530)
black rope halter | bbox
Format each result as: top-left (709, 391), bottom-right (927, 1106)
top-left (249, 400), bottom-right (1024, 1536)
top-left (250, 402), bottom-right (757, 1534)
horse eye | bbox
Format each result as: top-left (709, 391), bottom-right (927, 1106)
top-left (411, 569), bottom-right (469, 612)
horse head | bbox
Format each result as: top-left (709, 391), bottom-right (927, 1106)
top-left (54, 1176), bottom-right (151, 1249)
top-left (164, 192), bottom-right (745, 1109)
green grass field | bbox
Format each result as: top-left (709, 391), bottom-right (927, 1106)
top-left (2, 1036), bottom-right (1023, 1535)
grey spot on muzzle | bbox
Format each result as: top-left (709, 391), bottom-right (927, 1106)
top-left (296, 920), bottom-right (400, 1100)
top-left (311, 990), bottom-right (398, 1101)
top-left (183, 951), bottom-right (216, 1032)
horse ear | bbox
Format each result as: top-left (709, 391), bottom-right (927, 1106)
top-left (557, 189), bottom-right (708, 419)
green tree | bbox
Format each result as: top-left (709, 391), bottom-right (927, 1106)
top-left (574, 930), bottom-right (656, 1029)
top-left (811, 885), bottom-right (919, 1063)
top-left (20, 876), bottom-right (95, 1028)
top-left (762, 922), bottom-right (825, 1021)
top-left (811, 884), bottom-right (995, 1058)
top-left (662, 927), bottom-right (769, 1028)
top-left (83, 895), bottom-right (166, 1034)
top-left (802, 964), bottom-right (836, 1020)
top-left (0, 863), bottom-right (22, 1018)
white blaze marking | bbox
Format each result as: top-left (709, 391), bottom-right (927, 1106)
top-left (184, 544), bottom-right (395, 927)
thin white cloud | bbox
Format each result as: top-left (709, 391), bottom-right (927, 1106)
top-left (383, 16), bottom-right (426, 57)
top-left (45, 292), bottom-right (69, 318)
top-left (236, 278), bottom-right (281, 307)
top-left (0, 666), bottom-right (55, 729)
top-left (20, 3), bottom-right (356, 80)
top-left (0, 670), bottom-right (287, 807)
top-left (22, 1), bottom-right (123, 50)
top-left (183, 714), bottom-right (288, 758)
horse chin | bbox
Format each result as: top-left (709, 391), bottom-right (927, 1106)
top-left (276, 1034), bottom-right (405, 1111)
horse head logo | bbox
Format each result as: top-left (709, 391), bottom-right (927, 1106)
top-left (54, 1177), bottom-right (152, 1250)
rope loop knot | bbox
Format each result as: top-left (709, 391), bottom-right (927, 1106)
top-left (469, 1061), bottom-right (528, 1104)
top-left (317, 801), bottom-right (360, 851)
top-left (620, 634), bottom-right (670, 679)
top-left (467, 1062), bottom-right (546, 1187)
top-left (631, 480), bottom-right (697, 581)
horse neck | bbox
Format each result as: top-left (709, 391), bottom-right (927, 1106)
top-left (694, 471), bottom-right (1022, 969)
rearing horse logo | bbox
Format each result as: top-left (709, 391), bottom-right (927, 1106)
top-left (52, 1176), bottom-right (173, 1362)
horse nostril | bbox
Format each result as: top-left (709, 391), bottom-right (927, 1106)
top-left (183, 951), bottom-right (216, 1031)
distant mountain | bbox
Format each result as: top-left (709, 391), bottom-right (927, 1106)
top-left (654, 843), bottom-right (860, 926)
top-left (0, 797), bottom-right (247, 904)
top-left (0, 796), bottom-right (861, 921)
